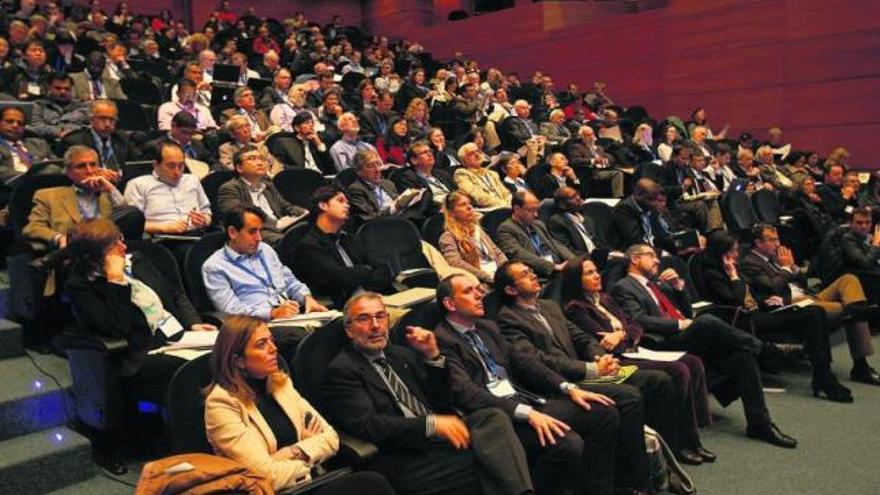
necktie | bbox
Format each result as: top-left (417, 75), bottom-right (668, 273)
top-left (373, 357), bottom-right (429, 416)
top-left (646, 281), bottom-right (685, 320)
top-left (101, 139), bottom-right (114, 166)
top-left (91, 78), bottom-right (103, 99)
top-left (183, 143), bottom-right (196, 159)
top-left (11, 141), bottom-right (32, 168)
top-left (462, 330), bottom-right (508, 381)
top-left (335, 238), bottom-right (355, 267)
top-left (528, 227), bottom-right (552, 259)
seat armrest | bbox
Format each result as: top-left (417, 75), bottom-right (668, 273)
top-left (62, 333), bottom-right (129, 353)
top-left (394, 268), bottom-right (438, 289)
top-left (337, 432), bottom-right (379, 464)
top-left (199, 311), bottom-right (230, 327)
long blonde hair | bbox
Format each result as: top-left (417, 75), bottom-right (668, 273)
top-left (443, 191), bottom-right (481, 267)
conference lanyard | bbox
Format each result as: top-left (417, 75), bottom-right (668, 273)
top-left (224, 248), bottom-right (277, 293)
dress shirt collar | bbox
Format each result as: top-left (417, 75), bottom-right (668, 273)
top-left (446, 317), bottom-right (476, 335)
top-left (223, 243), bottom-right (260, 263)
top-left (628, 271), bottom-right (650, 288)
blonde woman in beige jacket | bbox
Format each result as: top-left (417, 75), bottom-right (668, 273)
top-left (205, 315), bottom-right (393, 494)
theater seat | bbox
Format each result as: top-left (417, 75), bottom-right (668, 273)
top-left (357, 218), bottom-right (438, 289)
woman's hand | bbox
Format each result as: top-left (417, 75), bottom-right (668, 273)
top-left (299, 413), bottom-right (324, 440)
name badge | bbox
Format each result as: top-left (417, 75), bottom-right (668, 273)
top-left (27, 83), bottom-right (41, 95)
top-left (542, 254), bottom-right (554, 263)
top-left (487, 379), bottom-right (517, 398)
top-left (159, 315), bottom-right (184, 338)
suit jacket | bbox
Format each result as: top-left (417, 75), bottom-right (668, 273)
top-left (817, 183), bottom-right (857, 221)
top-left (533, 172), bottom-right (578, 200)
top-left (23, 185), bottom-right (113, 249)
top-left (0, 137), bottom-right (56, 182)
top-left (291, 225), bottom-right (392, 306)
top-left (346, 177), bottom-right (400, 222)
top-left (546, 211), bottom-right (608, 259)
top-left (563, 293), bottom-right (645, 351)
top-left (739, 250), bottom-right (802, 305)
top-left (322, 344), bottom-right (454, 451)
top-left (391, 166), bottom-right (456, 204)
top-left (270, 134), bottom-right (334, 175)
top-left (258, 87), bottom-right (286, 111)
top-left (453, 167), bottom-right (511, 209)
top-left (358, 108), bottom-right (398, 144)
top-left (609, 196), bottom-right (676, 254)
top-left (220, 107), bottom-right (271, 133)
top-left (216, 177), bottom-right (304, 229)
top-left (496, 218), bottom-right (574, 277)
top-left (205, 380), bottom-right (339, 492)
top-left (497, 299), bottom-right (604, 381)
top-left (70, 70), bottom-right (127, 102)
top-left (61, 128), bottom-right (138, 169)
top-left (64, 252), bottom-right (201, 372)
top-left (609, 275), bottom-right (693, 338)
top-left (840, 231), bottom-right (880, 272)
top-left (434, 318), bottom-right (567, 418)
top-left (563, 138), bottom-right (615, 168)
top-left (502, 117), bottom-right (538, 150)
top-left (538, 121), bottom-right (571, 145)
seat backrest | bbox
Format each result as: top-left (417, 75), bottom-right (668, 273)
top-left (420, 213), bottom-right (445, 249)
top-left (129, 240), bottom-right (184, 290)
top-left (537, 198), bottom-right (556, 224)
top-left (581, 201), bottom-right (615, 245)
top-left (183, 231), bottom-right (227, 312)
top-left (265, 132), bottom-right (299, 165)
top-left (112, 98), bottom-right (152, 131)
top-left (293, 318), bottom-right (348, 409)
top-left (272, 168), bottom-right (327, 207)
top-left (721, 190), bottom-right (759, 231)
top-left (278, 221), bottom-right (312, 270)
top-left (390, 301), bottom-right (441, 346)
top-left (201, 170), bottom-right (237, 218)
top-left (524, 163), bottom-right (550, 192)
top-left (166, 353), bottom-right (213, 454)
top-left (480, 207), bottom-right (512, 242)
top-left (120, 77), bottom-right (164, 105)
top-left (752, 189), bottom-right (782, 223)
top-left (334, 167), bottom-right (359, 188)
top-left (687, 253), bottom-right (711, 300)
top-left (356, 217), bottom-right (428, 276)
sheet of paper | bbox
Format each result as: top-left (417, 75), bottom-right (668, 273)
top-left (622, 346), bottom-right (685, 362)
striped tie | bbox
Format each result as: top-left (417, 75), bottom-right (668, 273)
top-left (374, 357), bottom-right (429, 417)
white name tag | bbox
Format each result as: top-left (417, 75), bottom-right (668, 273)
top-left (159, 315), bottom-right (184, 338)
top-left (487, 379), bottom-right (517, 398)
top-left (542, 254), bottom-right (554, 263)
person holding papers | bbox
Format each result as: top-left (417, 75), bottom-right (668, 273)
top-left (346, 148), bottom-right (428, 224)
top-left (216, 144), bottom-right (309, 248)
top-left (65, 218), bottom-right (217, 404)
top-left (202, 205), bottom-right (328, 361)
top-left (559, 255), bottom-right (712, 464)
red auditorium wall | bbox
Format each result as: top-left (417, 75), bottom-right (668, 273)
top-left (370, 0), bottom-right (880, 168)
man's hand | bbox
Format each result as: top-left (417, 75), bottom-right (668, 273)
top-left (303, 296), bottom-right (328, 313)
top-left (764, 296), bottom-right (784, 307)
top-left (554, 263), bottom-right (567, 272)
top-left (842, 185), bottom-right (857, 200)
top-left (658, 268), bottom-right (684, 290)
top-left (405, 326), bottom-right (440, 360)
top-left (597, 331), bottom-right (624, 353)
top-left (722, 253), bottom-right (738, 279)
top-left (569, 388), bottom-right (615, 410)
top-left (678, 318), bottom-right (693, 331)
top-left (190, 323), bottom-right (217, 332)
top-left (872, 225), bottom-right (880, 247)
top-left (99, 168), bottom-right (121, 183)
top-left (160, 219), bottom-right (190, 234)
top-left (56, 234), bottom-right (68, 249)
top-left (80, 175), bottom-right (114, 193)
top-left (434, 415), bottom-right (470, 449)
top-left (527, 410), bottom-right (570, 447)
top-left (270, 300), bottom-right (300, 320)
top-left (188, 210), bottom-right (210, 229)
top-left (595, 353), bottom-right (621, 375)
top-left (776, 246), bottom-right (795, 268)
top-left (104, 254), bottom-right (126, 283)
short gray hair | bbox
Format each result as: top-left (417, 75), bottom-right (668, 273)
top-left (88, 98), bottom-right (117, 117)
top-left (63, 145), bottom-right (98, 169)
top-left (352, 149), bottom-right (381, 171)
top-left (624, 244), bottom-right (655, 263)
top-left (342, 292), bottom-right (385, 325)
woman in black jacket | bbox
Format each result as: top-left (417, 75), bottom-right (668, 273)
top-left (701, 231), bottom-right (852, 402)
top-left (65, 218), bottom-right (215, 404)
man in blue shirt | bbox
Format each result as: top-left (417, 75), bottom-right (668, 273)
top-left (202, 204), bottom-right (328, 358)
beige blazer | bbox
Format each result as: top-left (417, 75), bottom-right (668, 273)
top-left (453, 167), bottom-right (512, 209)
top-left (204, 377), bottom-right (339, 492)
top-left (23, 186), bottom-right (113, 249)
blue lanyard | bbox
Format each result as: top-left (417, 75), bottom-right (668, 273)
top-left (223, 248), bottom-right (276, 291)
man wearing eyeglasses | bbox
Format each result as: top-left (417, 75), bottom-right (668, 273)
top-left (322, 292), bottom-right (534, 495)
top-left (346, 148), bottom-right (428, 223)
top-left (610, 244), bottom-right (797, 448)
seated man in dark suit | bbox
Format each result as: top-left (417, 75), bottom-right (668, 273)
top-left (533, 152), bottom-right (581, 200)
top-left (61, 99), bottom-right (139, 173)
top-left (321, 292), bottom-right (533, 495)
top-left (346, 148), bottom-right (427, 224)
top-left (610, 178), bottom-right (696, 259)
top-left (817, 164), bottom-right (861, 223)
top-left (258, 67), bottom-right (291, 110)
top-left (393, 140), bottom-right (456, 211)
top-left (69, 51), bottom-right (127, 102)
top-left (0, 105), bottom-right (57, 184)
top-left (563, 125), bottom-right (624, 198)
top-left (610, 244), bottom-right (797, 448)
top-left (496, 191), bottom-right (575, 279)
top-left (840, 207), bottom-right (880, 274)
top-left (292, 185), bottom-right (393, 307)
top-left (434, 274), bottom-right (643, 495)
top-left (219, 87), bottom-right (272, 142)
top-left (216, 144), bottom-right (307, 247)
top-left (23, 145), bottom-right (141, 251)
top-left (547, 187), bottom-right (624, 274)
top-left (494, 260), bottom-right (710, 465)
top-left (659, 145), bottom-right (723, 233)
top-left (741, 223), bottom-right (880, 385)
top-left (358, 90), bottom-right (398, 144)
top-left (271, 112), bottom-right (334, 174)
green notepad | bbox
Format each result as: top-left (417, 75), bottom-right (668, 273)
top-left (578, 365), bottom-right (638, 386)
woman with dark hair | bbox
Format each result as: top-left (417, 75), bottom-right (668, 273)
top-left (438, 191), bottom-right (507, 284)
top-left (376, 116), bottom-right (410, 166)
top-left (65, 218), bottom-right (216, 404)
top-left (561, 255), bottom-right (714, 463)
top-left (657, 124), bottom-right (681, 163)
top-left (205, 315), bottom-right (394, 494)
top-left (700, 231), bottom-right (852, 402)
top-left (427, 127), bottom-right (460, 170)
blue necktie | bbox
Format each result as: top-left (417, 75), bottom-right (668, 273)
top-left (463, 330), bottom-right (508, 381)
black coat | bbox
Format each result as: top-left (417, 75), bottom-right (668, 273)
top-left (61, 128), bottom-right (139, 170)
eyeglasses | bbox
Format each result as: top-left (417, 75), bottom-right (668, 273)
top-left (349, 312), bottom-right (389, 325)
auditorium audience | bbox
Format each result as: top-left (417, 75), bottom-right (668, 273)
top-left (329, 112), bottom-right (377, 171)
top-left (62, 99), bottom-right (139, 171)
top-left (497, 191), bottom-right (574, 278)
top-left (453, 142), bottom-right (511, 209)
top-left (438, 191), bottom-right (507, 285)
top-left (157, 79), bottom-right (216, 131)
top-left (0, 105), bottom-right (55, 182)
top-left (28, 72), bottom-right (89, 141)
